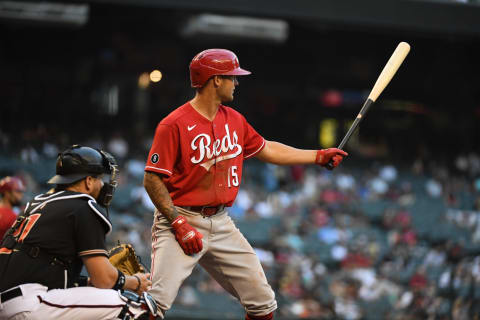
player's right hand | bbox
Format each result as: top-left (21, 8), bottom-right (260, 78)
top-left (171, 215), bottom-right (203, 255)
top-left (316, 148), bottom-right (348, 168)
top-left (133, 272), bottom-right (152, 294)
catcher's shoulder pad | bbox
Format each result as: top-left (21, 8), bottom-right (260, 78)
top-left (87, 200), bottom-right (112, 235)
top-left (26, 191), bottom-right (112, 235)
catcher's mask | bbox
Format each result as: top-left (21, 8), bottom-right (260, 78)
top-left (48, 144), bottom-right (119, 207)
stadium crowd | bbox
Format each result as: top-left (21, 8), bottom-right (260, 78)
top-left (1, 128), bottom-right (480, 320)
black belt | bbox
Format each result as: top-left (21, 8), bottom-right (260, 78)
top-left (180, 205), bottom-right (225, 216)
top-left (0, 287), bottom-right (22, 303)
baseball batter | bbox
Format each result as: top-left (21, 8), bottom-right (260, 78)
top-left (0, 145), bottom-right (157, 320)
top-left (144, 49), bottom-right (347, 320)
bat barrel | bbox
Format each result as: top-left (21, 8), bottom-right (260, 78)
top-left (324, 42), bottom-right (410, 170)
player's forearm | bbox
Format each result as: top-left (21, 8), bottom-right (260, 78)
top-left (83, 256), bottom-right (148, 292)
top-left (143, 171), bottom-right (179, 223)
top-left (256, 140), bottom-right (317, 165)
top-left (83, 255), bottom-right (122, 288)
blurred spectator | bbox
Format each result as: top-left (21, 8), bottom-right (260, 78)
top-left (409, 267), bottom-right (428, 292)
top-left (20, 145), bottom-right (39, 163)
top-left (423, 244), bottom-right (447, 268)
top-left (341, 246), bottom-right (372, 270)
top-left (333, 278), bottom-right (363, 320)
top-left (107, 131), bottom-right (129, 160)
top-left (379, 164), bottom-right (398, 182)
top-left (368, 176), bottom-right (389, 196)
top-left (0, 176), bottom-right (26, 239)
top-left (42, 142), bottom-right (59, 159)
top-left (426, 178), bottom-right (443, 197)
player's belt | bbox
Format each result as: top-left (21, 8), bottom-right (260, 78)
top-left (181, 205), bottom-right (225, 216)
top-left (0, 287), bottom-right (22, 303)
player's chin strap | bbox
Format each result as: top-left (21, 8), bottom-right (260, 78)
top-left (117, 290), bottom-right (159, 320)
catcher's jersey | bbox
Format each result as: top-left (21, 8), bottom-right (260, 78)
top-left (145, 102), bottom-right (265, 207)
top-left (0, 190), bottom-right (111, 292)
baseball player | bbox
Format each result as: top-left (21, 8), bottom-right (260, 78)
top-left (0, 176), bottom-right (26, 239)
top-left (144, 48), bottom-right (347, 320)
top-left (0, 145), bottom-right (157, 320)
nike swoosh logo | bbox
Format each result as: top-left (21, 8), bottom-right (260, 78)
top-left (187, 125), bottom-right (197, 131)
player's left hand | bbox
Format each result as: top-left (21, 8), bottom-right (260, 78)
top-left (316, 148), bottom-right (348, 169)
top-left (171, 215), bottom-right (203, 255)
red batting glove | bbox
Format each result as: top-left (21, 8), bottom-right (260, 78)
top-left (171, 215), bottom-right (203, 255)
top-left (316, 148), bottom-right (348, 169)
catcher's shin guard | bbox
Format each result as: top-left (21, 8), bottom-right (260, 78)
top-left (117, 290), bottom-right (158, 320)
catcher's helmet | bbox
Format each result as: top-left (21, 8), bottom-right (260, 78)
top-left (189, 48), bottom-right (251, 88)
top-left (48, 145), bottom-right (117, 185)
top-left (48, 145), bottom-right (119, 207)
top-left (0, 176), bottom-right (26, 194)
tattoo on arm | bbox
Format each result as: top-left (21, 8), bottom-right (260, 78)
top-left (143, 172), bottom-right (179, 223)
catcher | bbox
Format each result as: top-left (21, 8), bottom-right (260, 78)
top-left (0, 145), bottom-right (158, 320)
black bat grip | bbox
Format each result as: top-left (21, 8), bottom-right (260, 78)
top-left (324, 99), bottom-right (374, 170)
top-left (325, 161), bottom-right (336, 170)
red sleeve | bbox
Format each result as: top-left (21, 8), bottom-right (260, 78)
top-left (145, 123), bottom-right (179, 177)
top-left (242, 115), bottom-right (265, 159)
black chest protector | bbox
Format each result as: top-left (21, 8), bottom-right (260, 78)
top-left (0, 191), bottom-right (111, 291)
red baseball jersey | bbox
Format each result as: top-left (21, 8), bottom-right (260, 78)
top-left (0, 207), bottom-right (16, 239)
top-left (145, 102), bottom-right (265, 207)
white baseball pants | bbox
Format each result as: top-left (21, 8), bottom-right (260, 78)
top-left (0, 283), bottom-right (147, 320)
top-left (149, 207), bottom-right (277, 318)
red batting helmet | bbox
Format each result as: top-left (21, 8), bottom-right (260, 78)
top-left (0, 176), bottom-right (26, 194)
top-left (189, 49), bottom-right (251, 88)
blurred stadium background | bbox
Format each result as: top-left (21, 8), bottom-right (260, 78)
top-left (1, 0), bottom-right (480, 319)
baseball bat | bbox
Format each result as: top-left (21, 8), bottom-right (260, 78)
top-left (325, 41), bottom-right (410, 170)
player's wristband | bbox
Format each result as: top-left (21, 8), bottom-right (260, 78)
top-left (112, 269), bottom-right (126, 291)
top-left (133, 275), bottom-right (141, 292)
top-left (171, 215), bottom-right (186, 230)
top-left (315, 149), bottom-right (324, 165)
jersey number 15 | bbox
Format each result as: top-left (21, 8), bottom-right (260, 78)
top-left (228, 166), bottom-right (239, 188)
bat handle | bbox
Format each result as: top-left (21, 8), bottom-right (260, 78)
top-left (323, 99), bottom-right (374, 171)
top-left (325, 161), bottom-right (335, 171)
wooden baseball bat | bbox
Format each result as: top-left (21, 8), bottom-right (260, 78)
top-left (326, 41), bottom-right (410, 169)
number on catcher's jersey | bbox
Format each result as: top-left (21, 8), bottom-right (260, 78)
top-left (12, 214), bottom-right (41, 242)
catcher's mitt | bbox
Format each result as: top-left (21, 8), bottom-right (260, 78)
top-left (108, 243), bottom-right (145, 276)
